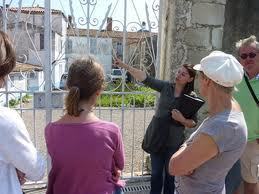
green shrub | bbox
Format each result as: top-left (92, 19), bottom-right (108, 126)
top-left (21, 94), bottom-right (32, 103)
top-left (8, 94), bottom-right (32, 108)
top-left (8, 99), bottom-right (19, 108)
top-left (98, 82), bottom-right (156, 107)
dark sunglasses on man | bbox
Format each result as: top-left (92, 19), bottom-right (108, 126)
top-left (240, 52), bottom-right (257, 60)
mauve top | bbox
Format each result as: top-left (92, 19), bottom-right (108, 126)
top-left (45, 120), bottom-right (125, 194)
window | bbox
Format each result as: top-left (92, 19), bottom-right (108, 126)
top-left (40, 34), bottom-right (44, 50)
top-left (59, 73), bottom-right (68, 89)
top-left (116, 42), bottom-right (123, 57)
top-left (98, 39), bottom-right (111, 55)
top-left (67, 39), bottom-right (72, 53)
top-left (29, 72), bottom-right (36, 79)
top-left (90, 38), bottom-right (97, 54)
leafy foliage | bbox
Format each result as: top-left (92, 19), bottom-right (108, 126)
top-left (8, 94), bottom-right (32, 108)
top-left (98, 82), bottom-right (156, 107)
top-left (8, 99), bottom-right (19, 108)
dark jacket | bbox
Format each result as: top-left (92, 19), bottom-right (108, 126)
top-left (142, 75), bottom-right (197, 148)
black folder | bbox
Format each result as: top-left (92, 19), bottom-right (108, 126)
top-left (178, 94), bottom-right (205, 118)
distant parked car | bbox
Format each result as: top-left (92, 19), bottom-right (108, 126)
top-left (59, 73), bottom-right (68, 90)
top-left (107, 69), bottom-right (127, 82)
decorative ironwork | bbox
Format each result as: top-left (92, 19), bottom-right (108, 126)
top-left (78, 0), bottom-right (99, 26)
top-left (80, 0), bottom-right (97, 6)
top-left (1, 0), bottom-right (161, 180)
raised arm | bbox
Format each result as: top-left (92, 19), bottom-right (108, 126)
top-left (114, 59), bottom-right (147, 82)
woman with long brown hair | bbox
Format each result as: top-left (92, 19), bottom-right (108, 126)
top-left (45, 57), bottom-right (125, 194)
top-left (115, 59), bottom-right (197, 194)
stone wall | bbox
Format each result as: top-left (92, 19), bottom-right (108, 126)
top-left (223, 0), bottom-right (259, 53)
top-left (159, 0), bottom-right (226, 129)
top-left (159, 0), bottom-right (226, 80)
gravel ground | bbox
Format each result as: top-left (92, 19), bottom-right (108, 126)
top-left (19, 100), bottom-right (154, 193)
top-left (18, 100), bottom-right (207, 193)
top-left (19, 100), bottom-right (155, 176)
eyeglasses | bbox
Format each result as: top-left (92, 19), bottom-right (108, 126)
top-left (240, 52), bottom-right (257, 60)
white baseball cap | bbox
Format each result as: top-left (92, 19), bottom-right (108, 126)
top-left (193, 51), bottom-right (244, 87)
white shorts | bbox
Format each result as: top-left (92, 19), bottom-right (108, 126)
top-left (240, 140), bottom-right (259, 183)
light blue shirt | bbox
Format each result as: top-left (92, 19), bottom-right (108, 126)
top-left (175, 111), bottom-right (247, 194)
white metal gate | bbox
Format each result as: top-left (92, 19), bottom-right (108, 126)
top-left (0, 0), bottom-right (161, 191)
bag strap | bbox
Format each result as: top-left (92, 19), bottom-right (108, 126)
top-left (244, 74), bottom-right (259, 107)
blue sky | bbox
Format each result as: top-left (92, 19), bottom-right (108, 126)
top-left (6, 0), bottom-right (159, 32)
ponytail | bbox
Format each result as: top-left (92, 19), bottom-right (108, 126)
top-left (65, 86), bottom-right (81, 116)
top-left (65, 57), bottom-right (105, 117)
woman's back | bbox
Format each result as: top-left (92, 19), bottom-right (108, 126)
top-left (45, 120), bottom-right (124, 194)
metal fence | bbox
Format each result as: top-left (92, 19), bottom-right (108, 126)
top-left (0, 0), bottom-right (161, 189)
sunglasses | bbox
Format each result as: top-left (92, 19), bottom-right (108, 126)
top-left (240, 52), bottom-right (257, 60)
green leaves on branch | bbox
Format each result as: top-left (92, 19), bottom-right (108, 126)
top-left (98, 83), bottom-right (156, 108)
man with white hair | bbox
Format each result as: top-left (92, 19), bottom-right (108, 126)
top-left (234, 35), bottom-right (259, 194)
top-left (169, 51), bottom-right (247, 194)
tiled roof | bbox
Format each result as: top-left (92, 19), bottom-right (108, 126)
top-left (12, 62), bottom-right (42, 72)
top-left (8, 6), bottom-right (63, 15)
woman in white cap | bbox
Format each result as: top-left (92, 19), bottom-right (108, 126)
top-left (169, 51), bottom-right (248, 194)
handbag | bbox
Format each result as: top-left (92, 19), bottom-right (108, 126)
top-left (142, 116), bottom-right (171, 154)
